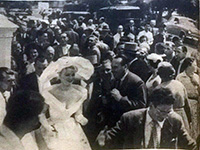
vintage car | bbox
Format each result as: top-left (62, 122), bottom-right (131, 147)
top-left (164, 15), bottom-right (199, 45)
top-left (61, 11), bottom-right (91, 20)
top-left (98, 5), bottom-right (143, 32)
top-left (4, 1), bottom-right (32, 16)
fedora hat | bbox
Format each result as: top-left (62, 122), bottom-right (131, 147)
top-left (100, 24), bottom-right (110, 32)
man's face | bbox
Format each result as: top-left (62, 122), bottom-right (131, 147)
top-left (176, 47), bottom-right (186, 60)
top-left (45, 48), bottom-right (55, 62)
top-left (117, 26), bottom-right (123, 33)
top-left (0, 73), bottom-right (15, 91)
top-left (145, 25), bottom-right (150, 32)
top-left (35, 60), bottom-right (48, 76)
top-left (60, 34), bottom-right (68, 45)
top-left (88, 37), bottom-right (96, 47)
top-left (100, 61), bottom-right (112, 78)
top-left (111, 58), bottom-right (125, 80)
top-left (14, 43), bottom-right (22, 55)
top-left (151, 104), bottom-right (173, 122)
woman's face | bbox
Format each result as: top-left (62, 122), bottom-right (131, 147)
top-left (30, 49), bottom-right (39, 60)
top-left (59, 67), bottom-right (76, 85)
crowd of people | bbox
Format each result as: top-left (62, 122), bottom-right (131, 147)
top-left (0, 8), bottom-right (199, 150)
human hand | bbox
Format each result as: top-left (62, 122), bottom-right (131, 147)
top-left (111, 88), bottom-right (122, 101)
top-left (96, 125), bottom-right (108, 147)
top-left (74, 114), bottom-right (88, 126)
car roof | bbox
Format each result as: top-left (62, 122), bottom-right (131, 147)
top-left (100, 5), bottom-right (140, 11)
top-left (171, 15), bottom-right (195, 22)
top-left (62, 11), bottom-right (90, 15)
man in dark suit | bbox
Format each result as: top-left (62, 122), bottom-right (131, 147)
top-left (53, 33), bottom-right (71, 61)
top-left (171, 46), bottom-right (188, 76)
top-left (96, 86), bottom-right (197, 149)
top-left (128, 49), bottom-right (152, 82)
top-left (110, 56), bottom-right (147, 118)
top-left (64, 26), bottom-right (79, 45)
top-left (0, 90), bottom-right (46, 150)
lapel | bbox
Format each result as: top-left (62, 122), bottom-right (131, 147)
top-left (180, 58), bottom-right (186, 73)
top-left (123, 109), bottom-right (147, 149)
top-left (160, 117), bottom-right (175, 148)
top-left (131, 109), bottom-right (147, 148)
top-left (118, 72), bottom-right (129, 93)
top-left (56, 45), bottom-right (63, 56)
top-left (171, 57), bottom-right (179, 71)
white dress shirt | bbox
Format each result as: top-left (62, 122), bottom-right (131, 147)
top-left (145, 108), bottom-right (165, 148)
top-left (177, 58), bottom-right (185, 75)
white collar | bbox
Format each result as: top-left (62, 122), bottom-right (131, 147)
top-left (180, 58), bottom-right (185, 64)
top-left (121, 70), bottom-right (128, 82)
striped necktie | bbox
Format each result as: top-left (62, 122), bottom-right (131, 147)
top-left (148, 120), bottom-right (159, 148)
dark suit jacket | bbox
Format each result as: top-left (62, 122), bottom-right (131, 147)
top-left (105, 108), bottom-right (197, 149)
top-left (53, 44), bottom-right (71, 61)
top-left (65, 30), bottom-right (79, 45)
top-left (100, 34), bottom-right (114, 50)
top-left (116, 71), bottom-right (147, 113)
top-left (171, 57), bottom-right (188, 77)
top-left (129, 58), bottom-right (151, 82)
top-left (53, 45), bottom-right (63, 61)
top-left (18, 72), bottom-right (39, 92)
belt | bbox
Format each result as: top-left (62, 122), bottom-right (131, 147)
top-left (174, 106), bottom-right (184, 111)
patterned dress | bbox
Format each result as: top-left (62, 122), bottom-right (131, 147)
top-left (177, 72), bottom-right (200, 140)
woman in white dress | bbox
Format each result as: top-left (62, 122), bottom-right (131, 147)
top-left (35, 65), bottom-right (92, 150)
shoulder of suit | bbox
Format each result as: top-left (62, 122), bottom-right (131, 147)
top-left (122, 108), bottom-right (146, 119)
top-left (127, 72), bottom-right (144, 83)
top-left (167, 111), bottom-right (183, 123)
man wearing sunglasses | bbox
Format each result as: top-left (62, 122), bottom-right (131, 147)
top-left (96, 86), bottom-right (197, 149)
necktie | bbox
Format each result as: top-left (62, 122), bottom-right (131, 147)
top-left (148, 120), bottom-right (159, 148)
